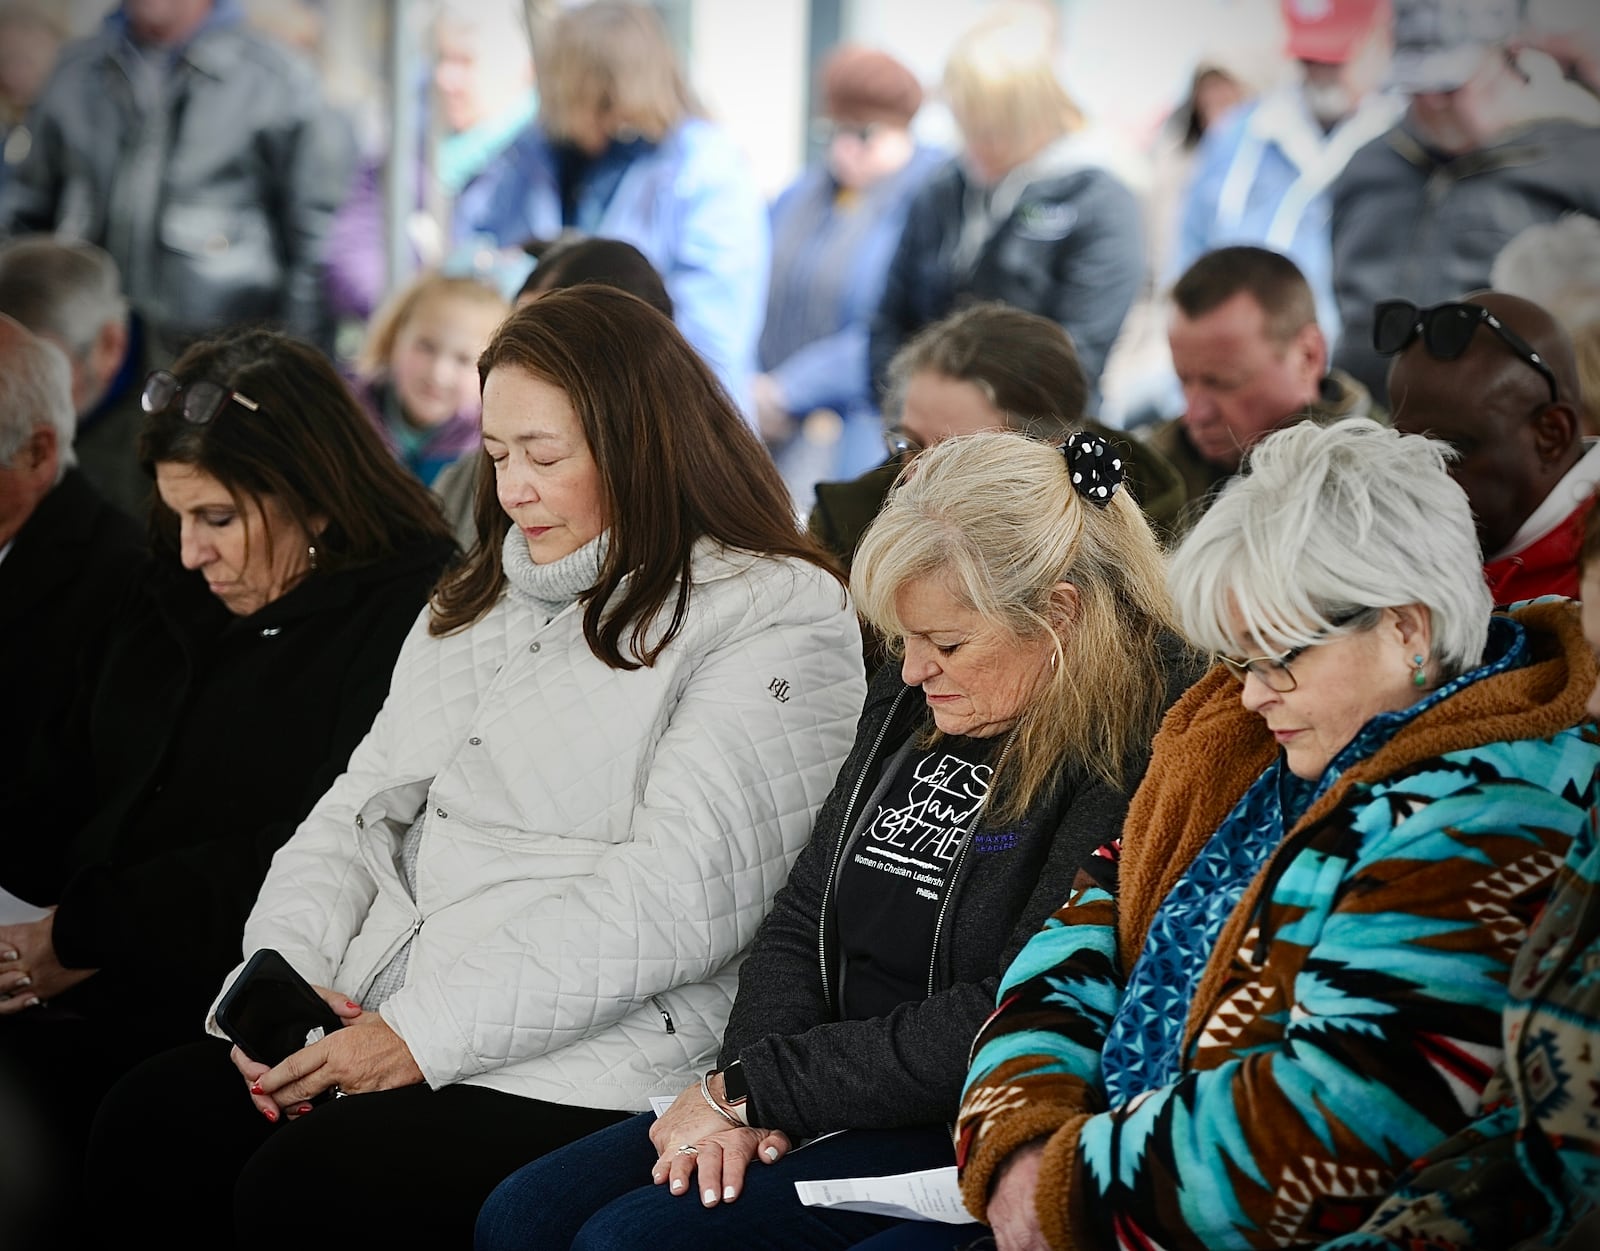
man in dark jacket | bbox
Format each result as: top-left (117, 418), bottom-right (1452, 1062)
top-left (0, 235), bottom-right (164, 520)
top-left (1386, 291), bottom-right (1599, 606)
top-left (0, 313), bottom-right (143, 800)
top-left (0, 0), bottom-right (352, 358)
top-left (1147, 245), bottom-right (1375, 532)
top-left (1329, 0), bottom-right (1600, 407)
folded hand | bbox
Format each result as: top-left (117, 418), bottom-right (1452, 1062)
top-left (652, 1125), bottom-right (792, 1206)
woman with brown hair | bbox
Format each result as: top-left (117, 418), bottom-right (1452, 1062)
top-left (0, 326), bottom-right (457, 1248)
top-left (474, 428), bottom-right (1200, 1251)
top-left (83, 286), bottom-right (866, 1250)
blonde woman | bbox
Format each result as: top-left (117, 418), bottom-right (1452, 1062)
top-left (476, 430), bottom-right (1203, 1250)
top-left (349, 269), bottom-right (510, 486)
top-left (867, 2), bottom-right (1145, 406)
top-left (456, 0), bottom-right (767, 416)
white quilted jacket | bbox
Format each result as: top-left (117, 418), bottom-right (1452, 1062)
top-left (207, 545), bottom-right (865, 1111)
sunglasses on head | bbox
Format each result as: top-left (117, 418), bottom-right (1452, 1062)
top-left (140, 369), bottom-right (261, 425)
top-left (1372, 299), bottom-right (1559, 403)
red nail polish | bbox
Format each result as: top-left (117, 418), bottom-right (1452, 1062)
top-left (346, 1001), bottom-right (359, 1011)
top-left (250, 1082), bottom-right (263, 1095)
top-left (297, 1104), bottom-right (313, 1115)
top-left (262, 1107), bottom-right (277, 1122)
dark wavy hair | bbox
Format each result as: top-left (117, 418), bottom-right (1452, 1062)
top-left (429, 286), bottom-right (841, 667)
top-left (139, 327), bottom-right (453, 575)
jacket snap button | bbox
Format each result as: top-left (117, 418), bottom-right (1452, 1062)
top-left (436, 807), bottom-right (448, 819)
top-left (469, 737), bottom-right (482, 746)
top-left (528, 641), bottom-right (541, 653)
top-left (354, 814), bottom-right (364, 829)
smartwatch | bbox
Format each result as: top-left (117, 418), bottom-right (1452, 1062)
top-left (720, 1059), bottom-right (749, 1107)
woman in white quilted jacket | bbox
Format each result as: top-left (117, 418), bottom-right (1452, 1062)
top-left (82, 286), bottom-right (868, 1250)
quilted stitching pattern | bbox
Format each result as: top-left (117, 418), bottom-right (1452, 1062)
top-left (210, 552), bottom-right (865, 1110)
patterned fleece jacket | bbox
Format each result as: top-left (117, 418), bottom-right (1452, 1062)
top-left (954, 599), bottom-right (1600, 1250)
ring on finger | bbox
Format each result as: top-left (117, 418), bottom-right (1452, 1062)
top-left (676, 1144), bottom-right (699, 1156)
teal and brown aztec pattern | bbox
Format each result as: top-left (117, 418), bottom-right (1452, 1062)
top-left (1325, 802), bottom-right (1600, 1250)
top-left (956, 720), bottom-right (1600, 1249)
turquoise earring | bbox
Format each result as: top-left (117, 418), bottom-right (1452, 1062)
top-left (1412, 654), bottom-right (1427, 689)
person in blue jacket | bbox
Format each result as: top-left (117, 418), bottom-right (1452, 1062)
top-left (456, 0), bottom-right (768, 421)
top-left (867, 3), bottom-right (1146, 415)
top-left (756, 44), bottom-right (944, 508)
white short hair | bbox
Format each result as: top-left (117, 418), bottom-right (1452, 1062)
top-left (1167, 418), bottom-right (1491, 677)
top-left (0, 331), bottom-right (76, 482)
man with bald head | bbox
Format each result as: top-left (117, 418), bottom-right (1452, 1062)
top-left (1383, 290), bottom-right (1599, 604)
top-left (0, 314), bottom-right (143, 799)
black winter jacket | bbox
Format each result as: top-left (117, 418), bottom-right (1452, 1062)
top-left (3, 536), bottom-right (455, 1033)
top-left (0, 470), bottom-right (145, 800)
top-left (718, 643), bottom-right (1201, 1141)
top-left (867, 152), bottom-right (1144, 402)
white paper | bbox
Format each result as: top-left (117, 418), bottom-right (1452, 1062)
top-left (794, 1165), bottom-right (978, 1225)
top-left (0, 885), bottom-right (48, 925)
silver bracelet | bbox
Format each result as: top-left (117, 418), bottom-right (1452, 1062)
top-left (700, 1068), bottom-right (744, 1128)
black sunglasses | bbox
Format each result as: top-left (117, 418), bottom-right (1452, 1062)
top-left (140, 369), bottom-right (261, 425)
top-left (1372, 299), bottom-right (1559, 404)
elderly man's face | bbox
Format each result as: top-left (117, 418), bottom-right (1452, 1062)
top-left (1389, 343), bottom-right (1548, 559)
top-left (0, 425), bottom-right (55, 547)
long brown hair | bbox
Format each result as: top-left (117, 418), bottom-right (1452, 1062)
top-left (429, 286), bottom-right (841, 666)
top-left (140, 328), bottom-right (454, 574)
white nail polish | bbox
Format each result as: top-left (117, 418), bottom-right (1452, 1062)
top-left (723, 1186), bottom-right (736, 1201)
top-left (703, 1188), bottom-right (717, 1205)
top-left (670, 1179), bottom-right (684, 1194)
top-left (764, 1147), bottom-right (778, 1162)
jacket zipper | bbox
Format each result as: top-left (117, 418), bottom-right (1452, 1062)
top-left (818, 688), bottom-right (910, 1011)
top-left (651, 995), bottom-right (676, 1034)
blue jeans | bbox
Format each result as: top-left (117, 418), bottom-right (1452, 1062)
top-left (475, 1110), bottom-right (988, 1250)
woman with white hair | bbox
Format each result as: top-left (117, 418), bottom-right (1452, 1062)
top-left (475, 430), bottom-right (1202, 1250)
top-left (954, 417), bottom-right (1600, 1250)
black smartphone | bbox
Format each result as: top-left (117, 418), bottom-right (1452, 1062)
top-left (214, 947), bottom-right (345, 1068)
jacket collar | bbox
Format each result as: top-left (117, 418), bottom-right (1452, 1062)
top-left (1116, 598), bottom-right (1598, 973)
top-left (150, 535), bottom-right (455, 643)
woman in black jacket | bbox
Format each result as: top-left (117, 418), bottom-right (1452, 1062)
top-left (0, 327), bottom-right (457, 1247)
top-left (475, 430), bottom-right (1203, 1250)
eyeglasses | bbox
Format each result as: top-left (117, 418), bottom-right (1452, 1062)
top-left (1372, 299), bottom-right (1559, 404)
top-left (141, 369), bottom-right (261, 425)
top-left (1215, 607), bottom-right (1378, 693)
top-left (883, 427), bottom-right (923, 459)
top-left (811, 119), bottom-right (882, 146)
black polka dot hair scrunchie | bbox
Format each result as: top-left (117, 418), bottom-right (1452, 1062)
top-left (1060, 430), bottom-right (1125, 507)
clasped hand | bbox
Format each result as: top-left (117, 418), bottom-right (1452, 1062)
top-left (228, 986), bottom-right (423, 1121)
top-left (0, 910), bottom-right (96, 1012)
top-left (647, 1079), bottom-right (791, 1206)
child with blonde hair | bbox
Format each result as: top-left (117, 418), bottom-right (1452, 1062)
top-left (352, 271), bottom-right (509, 485)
